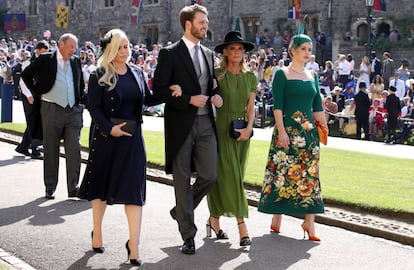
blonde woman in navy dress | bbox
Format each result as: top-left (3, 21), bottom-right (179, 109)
top-left (78, 29), bottom-right (179, 265)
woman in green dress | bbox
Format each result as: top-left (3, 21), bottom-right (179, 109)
top-left (258, 34), bottom-right (328, 241)
top-left (206, 31), bottom-right (257, 246)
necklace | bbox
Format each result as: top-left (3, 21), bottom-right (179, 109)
top-left (290, 66), bottom-right (305, 74)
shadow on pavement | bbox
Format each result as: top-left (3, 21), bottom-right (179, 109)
top-left (66, 250), bottom-right (140, 270)
top-left (235, 233), bottom-right (318, 270)
top-left (0, 155), bottom-right (29, 168)
top-left (0, 198), bottom-right (90, 227)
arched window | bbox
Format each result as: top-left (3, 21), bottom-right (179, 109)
top-left (377, 23), bottom-right (391, 39)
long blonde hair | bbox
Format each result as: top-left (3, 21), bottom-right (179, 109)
top-left (97, 29), bottom-right (131, 90)
top-left (217, 52), bottom-right (249, 81)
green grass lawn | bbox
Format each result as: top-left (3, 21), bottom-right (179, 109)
top-left (1, 124), bottom-right (413, 214)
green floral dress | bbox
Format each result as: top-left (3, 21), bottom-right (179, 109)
top-left (258, 69), bottom-right (325, 214)
top-left (207, 69), bottom-right (257, 218)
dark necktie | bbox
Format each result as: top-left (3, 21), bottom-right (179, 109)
top-left (193, 45), bottom-right (201, 78)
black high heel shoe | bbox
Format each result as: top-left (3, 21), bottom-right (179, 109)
top-left (237, 221), bottom-right (251, 246)
top-left (125, 240), bottom-right (142, 266)
top-left (206, 217), bottom-right (229, 239)
top-left (91, 231), bottom-right (105, 253)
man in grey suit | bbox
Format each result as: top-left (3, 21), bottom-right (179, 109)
top-left (382, 51), bottom-right (395, 90)
top-left (152, 4), bottom-right (223, 255)
top-left (21, 33), bottom-right (85, 200)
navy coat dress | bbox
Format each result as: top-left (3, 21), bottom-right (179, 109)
top-left (78, 64), bottom-right (158, 205)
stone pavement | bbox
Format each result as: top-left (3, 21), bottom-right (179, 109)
top-left (0, 141), bottom-right (414, 270)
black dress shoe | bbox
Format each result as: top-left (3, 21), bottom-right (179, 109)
top-left (45, 190), bottom-right (55, 199)
top-left (15, 147), bottom-right (30, 156)
top-left (181, 238), bottom-right (195, 255)
top-left (68, 187), bottom-right (79, 198)
top-left (30, 151), bottom-right (43, 160)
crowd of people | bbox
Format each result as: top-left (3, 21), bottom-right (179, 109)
top-left (318, 50), bottom-right (414, 143)
top-left (0, 2), bottom-right (412, 267)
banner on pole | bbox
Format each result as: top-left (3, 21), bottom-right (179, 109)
top-left (288, 0), bottom-right (301, 20)
top-left (55, 5), bottom-right (69, 29)
top-left (130, 0), bottom-right (143, 25)
top-left (4, 14), bottom-right (26, 31)
top-left (373, 0), bottom-right (386, 12)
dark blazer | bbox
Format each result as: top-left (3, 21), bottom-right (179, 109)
top-left (152, 39), bottom-right (221, 173)
top-left (20, 51), bottom-right (86, 139)
top-left (384, 93), bottom-right (401, 118)
top-left (370, 58), bottom-right (382, 82)
top-left (354, 90), bottom-right (370, 118)
top-left (87, 64), bottom-right (158, 137)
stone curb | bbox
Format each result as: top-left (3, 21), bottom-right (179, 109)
top-left (0, 131), bottom-right (413, 270)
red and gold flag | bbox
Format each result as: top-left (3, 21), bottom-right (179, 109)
top-left (130, 0), bottom-right (143, 25)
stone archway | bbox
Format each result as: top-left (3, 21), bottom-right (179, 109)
top-left (351, 18), bottom-right (393, 41)
top-left (377, 22), bottom-right (391, 39)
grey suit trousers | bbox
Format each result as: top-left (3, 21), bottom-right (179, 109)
top-left (40, 101), bottom-right (83, 193)
top-left (172, 115), bottom-right (217, 241)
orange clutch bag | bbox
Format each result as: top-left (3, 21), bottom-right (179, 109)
top-left (315, 121), bottom-right (328, 145)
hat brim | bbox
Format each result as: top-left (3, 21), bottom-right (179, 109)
top-left (214, 41), bottom-right (255, 54)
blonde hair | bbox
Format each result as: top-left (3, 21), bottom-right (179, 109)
top-left (217, 49), bottom-right (248, 81)
top-left (97, 29), bottom-right (131, 90)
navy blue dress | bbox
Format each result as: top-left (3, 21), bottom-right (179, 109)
top-left (79, 67), bottom-right (152, 206)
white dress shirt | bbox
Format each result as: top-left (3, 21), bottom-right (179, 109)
top-left (389, 78), bottom-right (405, 99)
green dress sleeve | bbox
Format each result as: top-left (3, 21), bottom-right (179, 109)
top-left (312, 72), bottom-right (324, 112)
top-left (247, 71), bottom-right (258, 93)
top-left (272, 69), bottom-right (287, 111)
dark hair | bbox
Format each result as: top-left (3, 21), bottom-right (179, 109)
top-left (179, 4), bottom-right (208, 31)
top-left (35, 40), bottom-right (49, 50)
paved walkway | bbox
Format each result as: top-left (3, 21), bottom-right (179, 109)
top-left (0, 141), bottom-right (413, 270)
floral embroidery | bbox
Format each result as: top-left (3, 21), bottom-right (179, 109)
top-left (260, 111), bottom-right (321, 208)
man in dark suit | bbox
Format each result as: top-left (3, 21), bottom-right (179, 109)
top-left (354, 82), bottom-right (371, 140)
top-left (21, 33), bottom-right (85, 200)
top-left (152, 4), bottom-right (223, 255)
top-left (15, 40), bottom-right (50, 159)
top-left (384, 86), bottom-right (402, 143)
top-left (370, 51), bottom-right (382, 83)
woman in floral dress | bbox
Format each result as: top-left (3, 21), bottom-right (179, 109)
top-left (258, 34), bottom-right (328, 241)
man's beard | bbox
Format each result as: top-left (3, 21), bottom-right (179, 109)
top-left (191, 26), bottom-right (206, 40)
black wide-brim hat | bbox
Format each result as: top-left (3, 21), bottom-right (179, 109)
top-left (214, 31), bottom-right (255, 54)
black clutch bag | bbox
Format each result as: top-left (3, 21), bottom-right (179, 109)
top-left (229, 119), bottom-right (253, 139)
top-left (110, 118), bottom-right (137, 134)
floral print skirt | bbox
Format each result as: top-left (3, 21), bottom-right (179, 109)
top-left (258, 111), bottom-right (325, 214)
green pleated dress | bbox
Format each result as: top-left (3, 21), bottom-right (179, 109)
top-left (258, 69), bottom-right (325, 214)
top-left (207, 69), bottom-right (257, 218)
